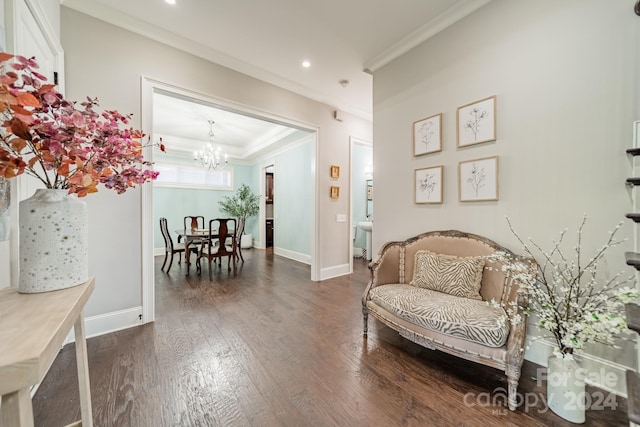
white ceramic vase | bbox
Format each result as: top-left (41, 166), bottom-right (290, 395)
top-left (547, 354), bottom-right (586, 424)
top-left (18, 189), bottom-right (88, 293)
top-left (241, 233), bottom-right (252, 249)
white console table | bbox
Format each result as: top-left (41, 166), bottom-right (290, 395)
top-left (0, 277), bottom-right (95, 427)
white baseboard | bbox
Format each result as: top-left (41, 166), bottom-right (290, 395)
top-left (319, 263), bottom-right (350, 281)
top-left (525, 338), bottom-right (631, 397)
top-left (155, 246), bottom-right (256, 256)
top-left (274, 247), bottom-right (311, 265)
top-left (64, 306), bottom-right (143, 345)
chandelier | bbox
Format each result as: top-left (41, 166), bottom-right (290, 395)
top-left (193, 120), bottom-right (228, 170)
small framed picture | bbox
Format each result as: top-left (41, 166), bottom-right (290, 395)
top-left (330, 186), bottom-right (340, 199)
top-left (415, 166), bottom-right (443, 204)
top-left (458, 156), bottom-right (498, 202)
top-left (457, 96), bottom-right (496, 148)
top-left (413, 113), bottom-right (442, 156)
top-left (330, 165), bottom-right (340, 178)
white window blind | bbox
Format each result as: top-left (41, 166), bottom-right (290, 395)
top-left (153, 161), bottom-right (233, 190)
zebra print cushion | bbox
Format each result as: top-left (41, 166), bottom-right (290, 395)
top-left (369, 284), bottom-right (509, 347)
top-left (410, 250), bottom-right (485, 300)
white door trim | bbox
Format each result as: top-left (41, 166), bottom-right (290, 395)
top-left (4, 0), bottom-right (65, 287)
top-left (5, 0), bottom-right (65, 93)
top-left (349, 136), bottom-right (372, 274)
top-left (140, 76), bottom-right (320, 322)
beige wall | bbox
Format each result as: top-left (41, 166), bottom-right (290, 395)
top-left (61, 7), bottom-right (372, 316)
top-left (373, 0), bottom-right (638, 371)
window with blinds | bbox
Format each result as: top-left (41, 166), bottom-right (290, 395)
top-left (153, 161), bottom-right (233, 190)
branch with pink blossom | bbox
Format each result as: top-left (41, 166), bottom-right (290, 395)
top-left (0, 53), bottom-right (164, 196)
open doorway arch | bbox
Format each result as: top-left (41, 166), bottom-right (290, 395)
top-left (140, 77), bottom-right (320, 323)
top-left (349, 136), bottom-right (372, 274)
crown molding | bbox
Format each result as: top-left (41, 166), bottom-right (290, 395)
top-left (363, 0), bottom-right (493, 73)
top-left (60, 0), bottom-right (372, 121)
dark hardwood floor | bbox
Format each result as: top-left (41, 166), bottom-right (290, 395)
top-left (32, 250), bottom-right (628, 426)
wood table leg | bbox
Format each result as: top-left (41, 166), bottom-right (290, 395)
top-left (74, 311), bottom-right (93, 427)
top-left (186, 243), bottom-right (191, 275)
top-left (2, 388), bottom-right (34, 427)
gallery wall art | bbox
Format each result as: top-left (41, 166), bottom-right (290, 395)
top-left (457, 96), bottom-right (496, 148)
top-left (458, 156), bottom-right (498, 202)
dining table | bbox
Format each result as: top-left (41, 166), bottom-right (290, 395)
top-left (176, 228), bottom-right (217, 275)
top-left (175, 227), bottom-right (237, 275)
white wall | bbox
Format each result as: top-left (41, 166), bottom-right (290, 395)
top-left (61, 7), bottom-right (372, 317)
top-left (373, 0), bottom-right (639, 382)
top-left (271, 137), bottom-right (313, 260)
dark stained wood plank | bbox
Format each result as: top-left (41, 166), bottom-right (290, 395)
top-left (31, 250), bottom-right (629, 426)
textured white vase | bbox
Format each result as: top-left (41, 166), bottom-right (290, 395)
top-left (19, 189), bottom-right (88, 293)
top-left (547, 354), bottom-right (586, 424)
top-left (241, 233), bottom-right (252, 249)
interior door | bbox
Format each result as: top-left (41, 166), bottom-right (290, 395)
top-left (0, 0), bottom-right (63, 287)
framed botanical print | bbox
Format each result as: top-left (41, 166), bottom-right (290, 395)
top-left (413, 113), bottom-right (442, 156)
top-left (458, 156), bottom-right (498, 202)
top-left (457, 96), bottom-right (496, 148)
top-left (415, 166), bottom-right (443, 204)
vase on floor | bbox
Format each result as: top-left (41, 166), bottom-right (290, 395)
top-left (547, 353), bottom-right (586, 424)
top-left (241, 233), bottom-right (252, 249)
top-left (18, 189), bottom-right (88, 293)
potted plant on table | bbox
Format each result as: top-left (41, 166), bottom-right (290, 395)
top-left (219, 183), bottom-right (260, 250)
top-left (0, 53), bottom-right (161, 293)
top-left (487, 215), bottom-right (638, 423)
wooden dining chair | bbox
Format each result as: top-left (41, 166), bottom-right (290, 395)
top-left (183, 215), bottom-right (207, 246)
top-left (160, 217), bottom-right (198, 272)
top-left (184, 215), bottom-right (205, 231)
top-left (197, 218), bottom-right (237, 280)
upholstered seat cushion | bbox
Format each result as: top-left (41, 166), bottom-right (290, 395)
top-left (368, 284), bottom-right (509, 348)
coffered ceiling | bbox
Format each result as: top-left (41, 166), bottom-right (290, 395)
top-left (153, 91), bottom-right (310, 162)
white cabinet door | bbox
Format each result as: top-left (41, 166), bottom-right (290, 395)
top-left (2, 0), bottom-right (63, 287)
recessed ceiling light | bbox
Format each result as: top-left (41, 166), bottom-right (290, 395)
top-left (301, 60), bottom-right (311, 68)
top-left (165, 0), bottom-right (176, 4)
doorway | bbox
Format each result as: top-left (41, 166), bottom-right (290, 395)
top-left (141, 77), bottom-right (320, 322)
top-left (349, 137), bottom-right (372, 273)
top-left (265, 165), bottom-right (274, 249)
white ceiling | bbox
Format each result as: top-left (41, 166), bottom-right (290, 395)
top-left (153, 91), bottom-right (310, 161)
top-left (61, 0), bottom-right (491, 159)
